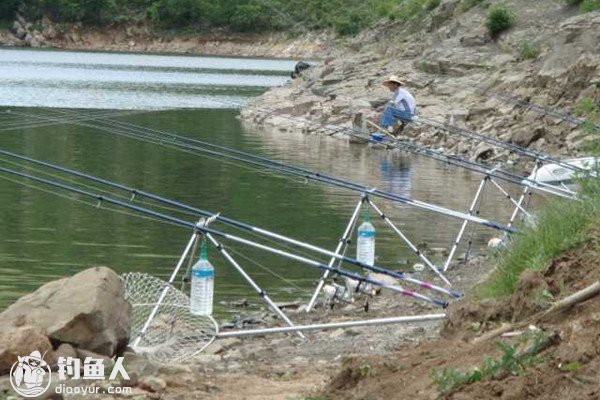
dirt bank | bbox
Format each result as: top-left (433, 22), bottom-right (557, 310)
top-left (320, 232), bottom-right (600, 399)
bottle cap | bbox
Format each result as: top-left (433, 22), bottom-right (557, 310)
top-left (362, 207), bottom-right (371, 222)
top-left (200, 238), bottom-right (208, 260)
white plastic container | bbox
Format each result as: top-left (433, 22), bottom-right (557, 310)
top-left (357, 210), bottom-right (376, 266)
top-left (190, 242), bottom-right (214, 316)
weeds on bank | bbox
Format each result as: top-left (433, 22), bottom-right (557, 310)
top-left (565, 0), bottom-right (600, 13)
top-left (519, 41), bottom-right (541, 60)
top-left (478, 183), bottom-right (600, 299)
top-left (461, 0), bottom-right (487, 12)
top-left (431, 333), bottom-right (546, 394)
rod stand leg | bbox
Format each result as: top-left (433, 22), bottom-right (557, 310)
top-left (306, 196), bottom-right (364, 312)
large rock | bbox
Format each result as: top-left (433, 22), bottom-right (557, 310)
top-left (0, 267), bottom-right (131, 357)
top-left (0, 325), bottom-right (54, 374)
top-left (511, 126), bottom-right (546, 147)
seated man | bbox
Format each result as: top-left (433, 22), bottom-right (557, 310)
top-left (379, 75), bottom-right (417, 135)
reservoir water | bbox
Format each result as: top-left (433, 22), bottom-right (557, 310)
top-left (0, 48), bottom-right (527, 317)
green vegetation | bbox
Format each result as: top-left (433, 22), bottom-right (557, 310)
top-left (574, 97), bottom-right (600, 152)
top-left (518, 41), bottom-right (540, 60)
top-left (461, 0), bottom-right (486, 12)
top-left (0, 0), bottom-right (449, 35)
top-left (478, 93), bottom-right (599, 299)
top-left (425, 0), bottom-right (441, 11)
top-left (478, 184), bottom-right (600, 299)
top-left (565, 0), bottom-right (600, 12)
top-left (485, 4), bottom-right (515, 38)
top-left (431, 334), bottom-right (546, 394)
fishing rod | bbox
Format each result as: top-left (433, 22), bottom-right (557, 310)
top-left (492, 93), bottom-right (600, 132)
top-left (0, 165), bottom-right (452, 308)
top-left (336, 126), bottom-right (577, 200)
top-left (133, 102), bottom-right (577, 199)
top-left (181, 97), bottom-right (577, 199)
top-left (0, 149), bottom-right (458, 296)
top-left (7, 109), bottom-right (516, 233)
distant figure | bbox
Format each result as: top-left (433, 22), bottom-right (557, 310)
top-left (379, 75), bottom-right (417, 136)
top-left (291, 61), bottom-right (311, 79)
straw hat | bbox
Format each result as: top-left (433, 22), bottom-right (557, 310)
top-left (383, 75), bottom-right (405, 86)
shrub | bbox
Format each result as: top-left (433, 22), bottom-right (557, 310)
top-left (230, 2), bottom-right (277, 32)
top-left (332, 11), bottom-right (367, 36)
top-left (148, 0), bottom-right (203, 28)
top-left (519, 41), bottom-right (540, 60)
top-left (0, 0), bottom-right (19, 21)
top-left (580, 0), bottom-right (600, 12)
top-left (425, 0), bottom-right (441, 11)
top-left (485, 5), bottom-right (514, 38)
top-left (24, 0), bottom-right (117, 24)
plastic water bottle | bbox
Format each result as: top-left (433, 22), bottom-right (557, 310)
top-left (357, 209), bottom-right (376, 265)
top-left (190, 241), bottom-right (214, 316)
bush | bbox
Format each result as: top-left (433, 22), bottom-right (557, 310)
top-left (580, 0), bottom-right (600, 12)
top-left (425, 0), bottom-right (441, 11)
top-left (0, 0), bottom-right (20, 21)
top-left (332, 11), bottom-right (367, 36)
top-left (485, 5), bottom-right (514, 38)
top-left (519, 41), bottom-right (540, 60)
top-left (230, 2), bottom-right (277, 32)
top-left (148, 0), bottom-right (203, 28)
top-left (25, 0), bottom-right (117, 24)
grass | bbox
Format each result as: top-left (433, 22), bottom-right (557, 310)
top-left (461, 0), bottom-right (487, 11)
top-left (565, 0), bottom-right (600, 12)
top-left (484, 172), bottom-right (600, 299)
top-left (477, 183), bottom-right (600, 299)
top-left (519, 41), bottom-right (540, 60)
top-left (431, 333), bottom-right (546, 394)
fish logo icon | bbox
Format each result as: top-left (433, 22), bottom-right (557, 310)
top-left (10, 350), bottom-right (52, 398)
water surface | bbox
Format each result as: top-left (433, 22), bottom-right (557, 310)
top-left (0, 49), bottom-right (533, 318)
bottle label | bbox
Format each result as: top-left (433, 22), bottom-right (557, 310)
top-left (193, 269), bottom-right (214, 278)
top-left (358, 230), bottom-right (375, 238)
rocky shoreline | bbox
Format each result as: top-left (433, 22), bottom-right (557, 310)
top-left (0, 253), bottom-right (490, 400)
top-left (241, 1), bottom-right (599, 168)
top-left (0, 15), bottom-right (329, 59)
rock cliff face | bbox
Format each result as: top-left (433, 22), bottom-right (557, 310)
top-left (242, 0), bottom-right (599, 164)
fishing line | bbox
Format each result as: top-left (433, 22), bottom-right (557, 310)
top-left (491, 93), bottom-right (600, 132)
top-left (1, 149), bottom-right (461, 298)
top-left (0, 109), bottom-right (152, 131)
top-left (164, 96), bottom-right (578, 198)
top-left (222, 245), bottom-right (307, 292)
top-left (0, 166), bottom-right (454, 307)
top-left (0, 174), bottom-right (182, 229)
top-left (8, 109), bottom-right (514, 232)
top-left (0, 151), bottom-right (321, 263)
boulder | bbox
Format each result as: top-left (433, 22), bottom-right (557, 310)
top-left (0, 267), bottom-right (131, 357)
top-left (511, 126), bottom-right (546, 147)
top-left (0, 325), bottom-right (54, 374)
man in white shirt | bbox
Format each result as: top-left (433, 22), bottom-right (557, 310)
top-left (379, 75), bottom-right (417, 135)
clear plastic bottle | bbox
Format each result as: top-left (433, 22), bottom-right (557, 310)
top-left (190, 240), bottom-right (214, 316)
top-left (357, 208), bottom-right (376, 265)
